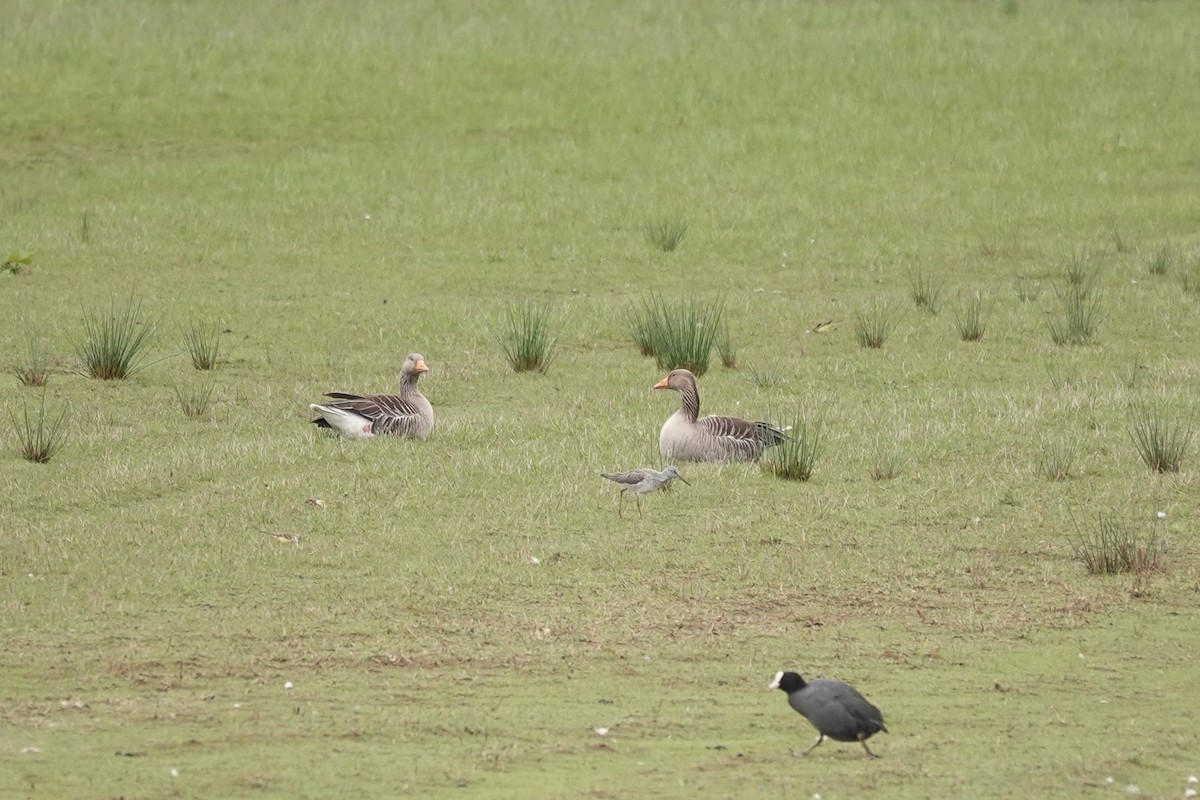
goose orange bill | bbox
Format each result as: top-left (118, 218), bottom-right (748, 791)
top-left (652, 376), bottom-right (670, 389)
top-left (413, 358), bottom-right (430, 373)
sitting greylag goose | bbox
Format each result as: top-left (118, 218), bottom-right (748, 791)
top-left (309, 353), bottom-right (434, 439)
top-left (653, 368), bottom-right (789, 462)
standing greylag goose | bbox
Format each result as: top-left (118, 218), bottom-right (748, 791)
top-left (653, 368), bottom-right (788, 462)
top-left (309, 353), bottom-right (434, 439)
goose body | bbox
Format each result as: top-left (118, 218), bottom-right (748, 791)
top-left (653, 369), bottom-right (788, 462)
top-left (310, 353), bottom-right (434, 440)
top-left (769, 671), bottom-right (887, 758)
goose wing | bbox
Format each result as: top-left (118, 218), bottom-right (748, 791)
top-left (694, 415), bottom-right (769, 459)
top-left (323, 392), bottom-right (429, 437)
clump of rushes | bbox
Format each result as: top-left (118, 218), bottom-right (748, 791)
top-left (643, 212), bottom-right (687, 252)
top-left (625, 294), bottom-right (664, 357)
top-left (869, 442), bottom-right (908, 480)
top-left (1047, 282), bottom-right (1102, 346)
top-left (854, 299), bottom-right (900, 349)
top-left (1146, 244), bottom-right (1174, 276)
top-left (716, 322), bottom-right (737, 369)
top-left (1108, 223), bottom-right (1132, 254)
top-left (14, 336), bottom-right (50, 386)
top-left (76, 296), bottom-right (156, 379)
top-left (174, 381), bottom-right (216, 418)
top-left (13, 390), bottom-right (68, 463)
top-left (1063, 247), bottom-right (1103, 288)
top-left (954, 292), bottom-right (994, 342)
top-left (649, 294), bottom-right (725, 376)
top-left (1037, 436), bottom-right (1078, 481)
top-left (761, 417), bottom-right (820, 481)
top-left (1013, 274), bottom-right (1041, 303)
top-left (746, 363), bottom-right (785, 390)
top-left (1129, 400), bottom-right (1192, 473)
top-left (907, 267), bottom-right (941, 314)
top-left (182, 319), bottom-right (221, 370)
top-left (1073, 513), bottom-right (1166, 575)
top-left (496, 299), bottom-right (560, 374)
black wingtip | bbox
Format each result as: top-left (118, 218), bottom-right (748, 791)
top-left (312, 418), bottom-right (332, 429)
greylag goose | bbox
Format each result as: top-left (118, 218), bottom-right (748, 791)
top-left (309, 353), bottom-right (434, 439)
top-left (768, 671), bottom-right (888, 759)
top-left (601, 466), bottom-right (689, 518)
top-left (653, 368), bottom-right (788, 462)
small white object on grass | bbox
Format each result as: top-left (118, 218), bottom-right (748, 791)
top-left (529, 556), bottom-right (540, 565)
top-left (170, 768), bottom-right (179, 778)
top-left (284, 681), bottom-right (294, 690)
top-left (593, 727), bottom-right (609, 736)
top-left (1183, 789), bottom-right (1196, 799)
top-left (1156, 511), bottom-right (1166, 519)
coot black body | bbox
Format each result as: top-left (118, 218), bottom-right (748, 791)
top-left (769, 670), bottom-right (887, 758)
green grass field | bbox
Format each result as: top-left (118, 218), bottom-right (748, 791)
top-left (3, 1), bottom-right (1199, 797)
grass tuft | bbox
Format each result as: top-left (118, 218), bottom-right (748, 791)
top-left (1073, 514), bottom-right (1166, 575)
top-left (1037, 436), bottom-right (1078, 481)
top-left (1129, 400), bottom-right (1192, 473)
top-left (13, 336), bottom-right (51, 386)
top-left (854, 299), bottom-right (901, 349)
top-left (1182, 252), bottom-right (1200, 296)
top-left (954, 292), bottom-right (994, 342)
top-left (174, 381), bottom-right (217, 418)
top-left (869, 442), bottom-right (908, 480)
top-left (1108, 223), bottom-right (1132, 254)
top-left (1047, 282), bottom-right (1102, 346)
top-left (636, 294), bottom-right (725, 376)
top-left (1146, 243), bottom-right (1174, 276)
top-left (1013, 274), bottom-right (1041, 303)
top-left (1063, 247), bottom-right (1103, 288)
top-left (625, 296), bottom-right (663, 357)
top-left (746, 362), bottom-right (785, 390)
top-left (642, 212), bottom-right (688, 252)
top-left (761, 417), bottom-right (821, 481)
top-left (496, 300), bottom-right (560, 374)
top-left (715, 323), bottom-right (737, 369)
top-left (12, 390), bottom-right (68, 463)
top-left (76, 296), bottom-right (157, 380)
top-left (907, 267), bottom-right (942, 314)
top-left (182, 319), bottom-right (221, 370)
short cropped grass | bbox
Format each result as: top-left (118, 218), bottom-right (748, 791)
top-left (3, 3), bottom-right (1200, 799)
top-left (75, 296), bottom-right (157, 379)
